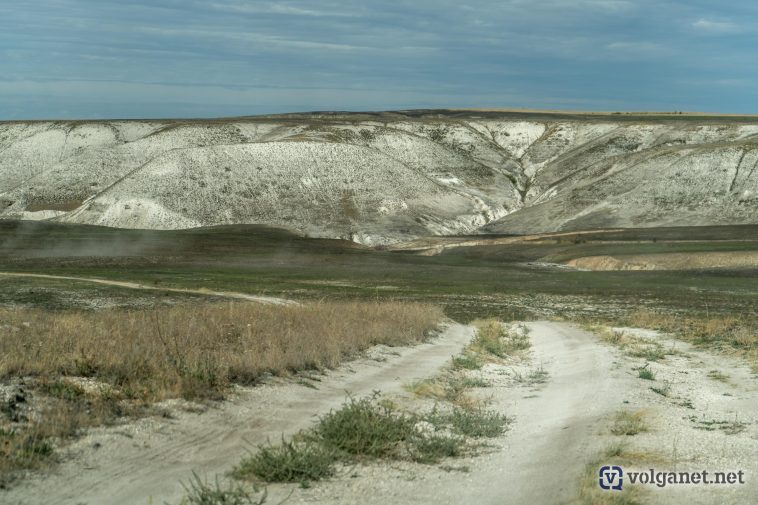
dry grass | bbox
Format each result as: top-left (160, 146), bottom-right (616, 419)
top-left (0, 301), bottom-right (442, 401)
top-left (0, 301), bottom-right (442, 484)
top-left (578, 444), bottom-right (647, 505)
top-left (627, 310), bottom-right (757, 371)
top-left (595, 327), bottom-right (674, 362)
top-left (610, 410), bottom-right (648, 436)
top-left (408, 320), bottom-right (530, 410)
top-left (470, 320), bottom-right (530, 358)
top-left (405, 375), bottom-right (481, 408)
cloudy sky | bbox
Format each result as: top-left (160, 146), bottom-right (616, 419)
top-left (1, 0), bottom-right (756, 119)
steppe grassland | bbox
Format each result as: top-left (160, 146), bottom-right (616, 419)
top-left (617, 310), bottom-right (757, 372)
top-left (1, 301), bottom-right (443, 399)
top-left (0, 301), bottom-right (442, 481)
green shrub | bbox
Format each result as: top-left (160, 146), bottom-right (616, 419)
top-left (313, 395), bottom-right (416, 457)
top-left (425, 407), bottom-right (511, 438)
top-left (447, 408), bottom-right (511, 438)
top-left (638, 368), bottom-right (655, 380)
top-left (452, 353), bottom-right (482, 370)
top-left (233, 439), bottom-right (335, 483)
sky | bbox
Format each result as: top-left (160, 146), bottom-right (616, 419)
top-left (1, 0), bottom-right (757, 119)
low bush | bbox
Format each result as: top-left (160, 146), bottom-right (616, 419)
top-left (233, 439), bottom-right (335, 483)
top-left (313, 395), bottom-right (416, 458)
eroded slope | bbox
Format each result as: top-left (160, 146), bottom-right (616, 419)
top-left (1, 112), bottom-right (756, 244)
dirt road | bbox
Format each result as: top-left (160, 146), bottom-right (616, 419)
top-left (282, 321), bottom-right (634, 505)
top-left (0, 272), bottom-right (295, 305)
top-left (4, 321), bottom-right (755, 504)
top-left (3, 323), bottom-right (474, 505)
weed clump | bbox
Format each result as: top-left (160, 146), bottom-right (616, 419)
top-left (233, 439), bottom-right (335, 483)
top-left (0, 428), bottom-right (54, 486)
top-left (179, 472), bottom-right (266, 505)
top-left (313, 395), bottom-right (416, 458)
top-left (406, 375), bottom-right (474, 406)
top-left (637, 368), bottom-right (655, 381)
top-left (426, 407), bottom-right (511, 439)
top-left (451, 353), bottom-right (482, 370)
top-left (706, 370), bottom-right (729, 382)
top-left (610, 410), bottom-right (647, 436)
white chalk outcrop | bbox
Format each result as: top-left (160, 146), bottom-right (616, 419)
top-left (1, 114), bottom-right (756, 243)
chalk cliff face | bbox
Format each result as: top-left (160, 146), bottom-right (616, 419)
top-left (1, 111), bottom-right (756, 244)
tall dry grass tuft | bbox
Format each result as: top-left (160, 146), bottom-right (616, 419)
top-left (0, 301), bottom-right (443, 401)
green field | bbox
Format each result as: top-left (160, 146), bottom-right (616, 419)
top-left (1, 220), bottom-right (756, 323)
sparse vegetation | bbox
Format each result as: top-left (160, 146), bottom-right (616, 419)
top-left (427, 407), bottom-right (511, 439)
top-left (626, 310), bottom-right (757, 372)
top-left (408, 433), bottom-right (464, 464)
top-left (688, 415), bottom-right (746, 435)
top-left (1, 219), bottom-right (755, 500)
top-left (596, 328), bottom-right (675, 362)
top-left (470, 320), bottom-right (530, 358)
top-left (578, 444), bottom-right (646, 505)
top-left (458, 377), bottom-right (490, 388)
top-left (513, 366), bottom-right (550, 385)
top-left (707, 370), bottom-right (729, 382)
top-left (0, 428), bottom-right (54, 486)
top-left (451, 352), bottom-right (483, 370)
top-left (610, 410), bottom-right (648, 436)
top-left (637, 368), bottom-right (655, 380)
top-left (650, 382), bottom-right (671, 397)
top-left (178, 472), bottom-right (267, 505)
top-left (0, 377), bottom-right (141, 486)
top-left (234, 395), bottom-right (474, 482)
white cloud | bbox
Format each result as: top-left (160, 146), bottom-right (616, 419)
top-left (208, 2), bottom-right (358, 18)
top-left (138, 26), bottom-right (366, 52)
top-left (510, 0), bottom-right (634, 12)
top-left (606, 41), bottom-right (671, 57)
top-left (692, 18), bottom-right (742, 34)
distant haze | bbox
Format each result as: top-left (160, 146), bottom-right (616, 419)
top-left (1, 1), bottom-right (757, 119)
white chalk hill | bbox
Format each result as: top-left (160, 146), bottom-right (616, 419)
top-left (1, 113), bottom-right (756, 244)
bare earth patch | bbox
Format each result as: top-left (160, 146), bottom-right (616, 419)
top-left (567, 251), bottom-right (758, 271)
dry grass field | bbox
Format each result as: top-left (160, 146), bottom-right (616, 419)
top-left (0, 301), bottom-right (443, 483)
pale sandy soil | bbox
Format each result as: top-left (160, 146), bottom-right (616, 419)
top-left (566, 251), bottom-right (758, 271)
top-left (2, 322), bottom-right (755, 505)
